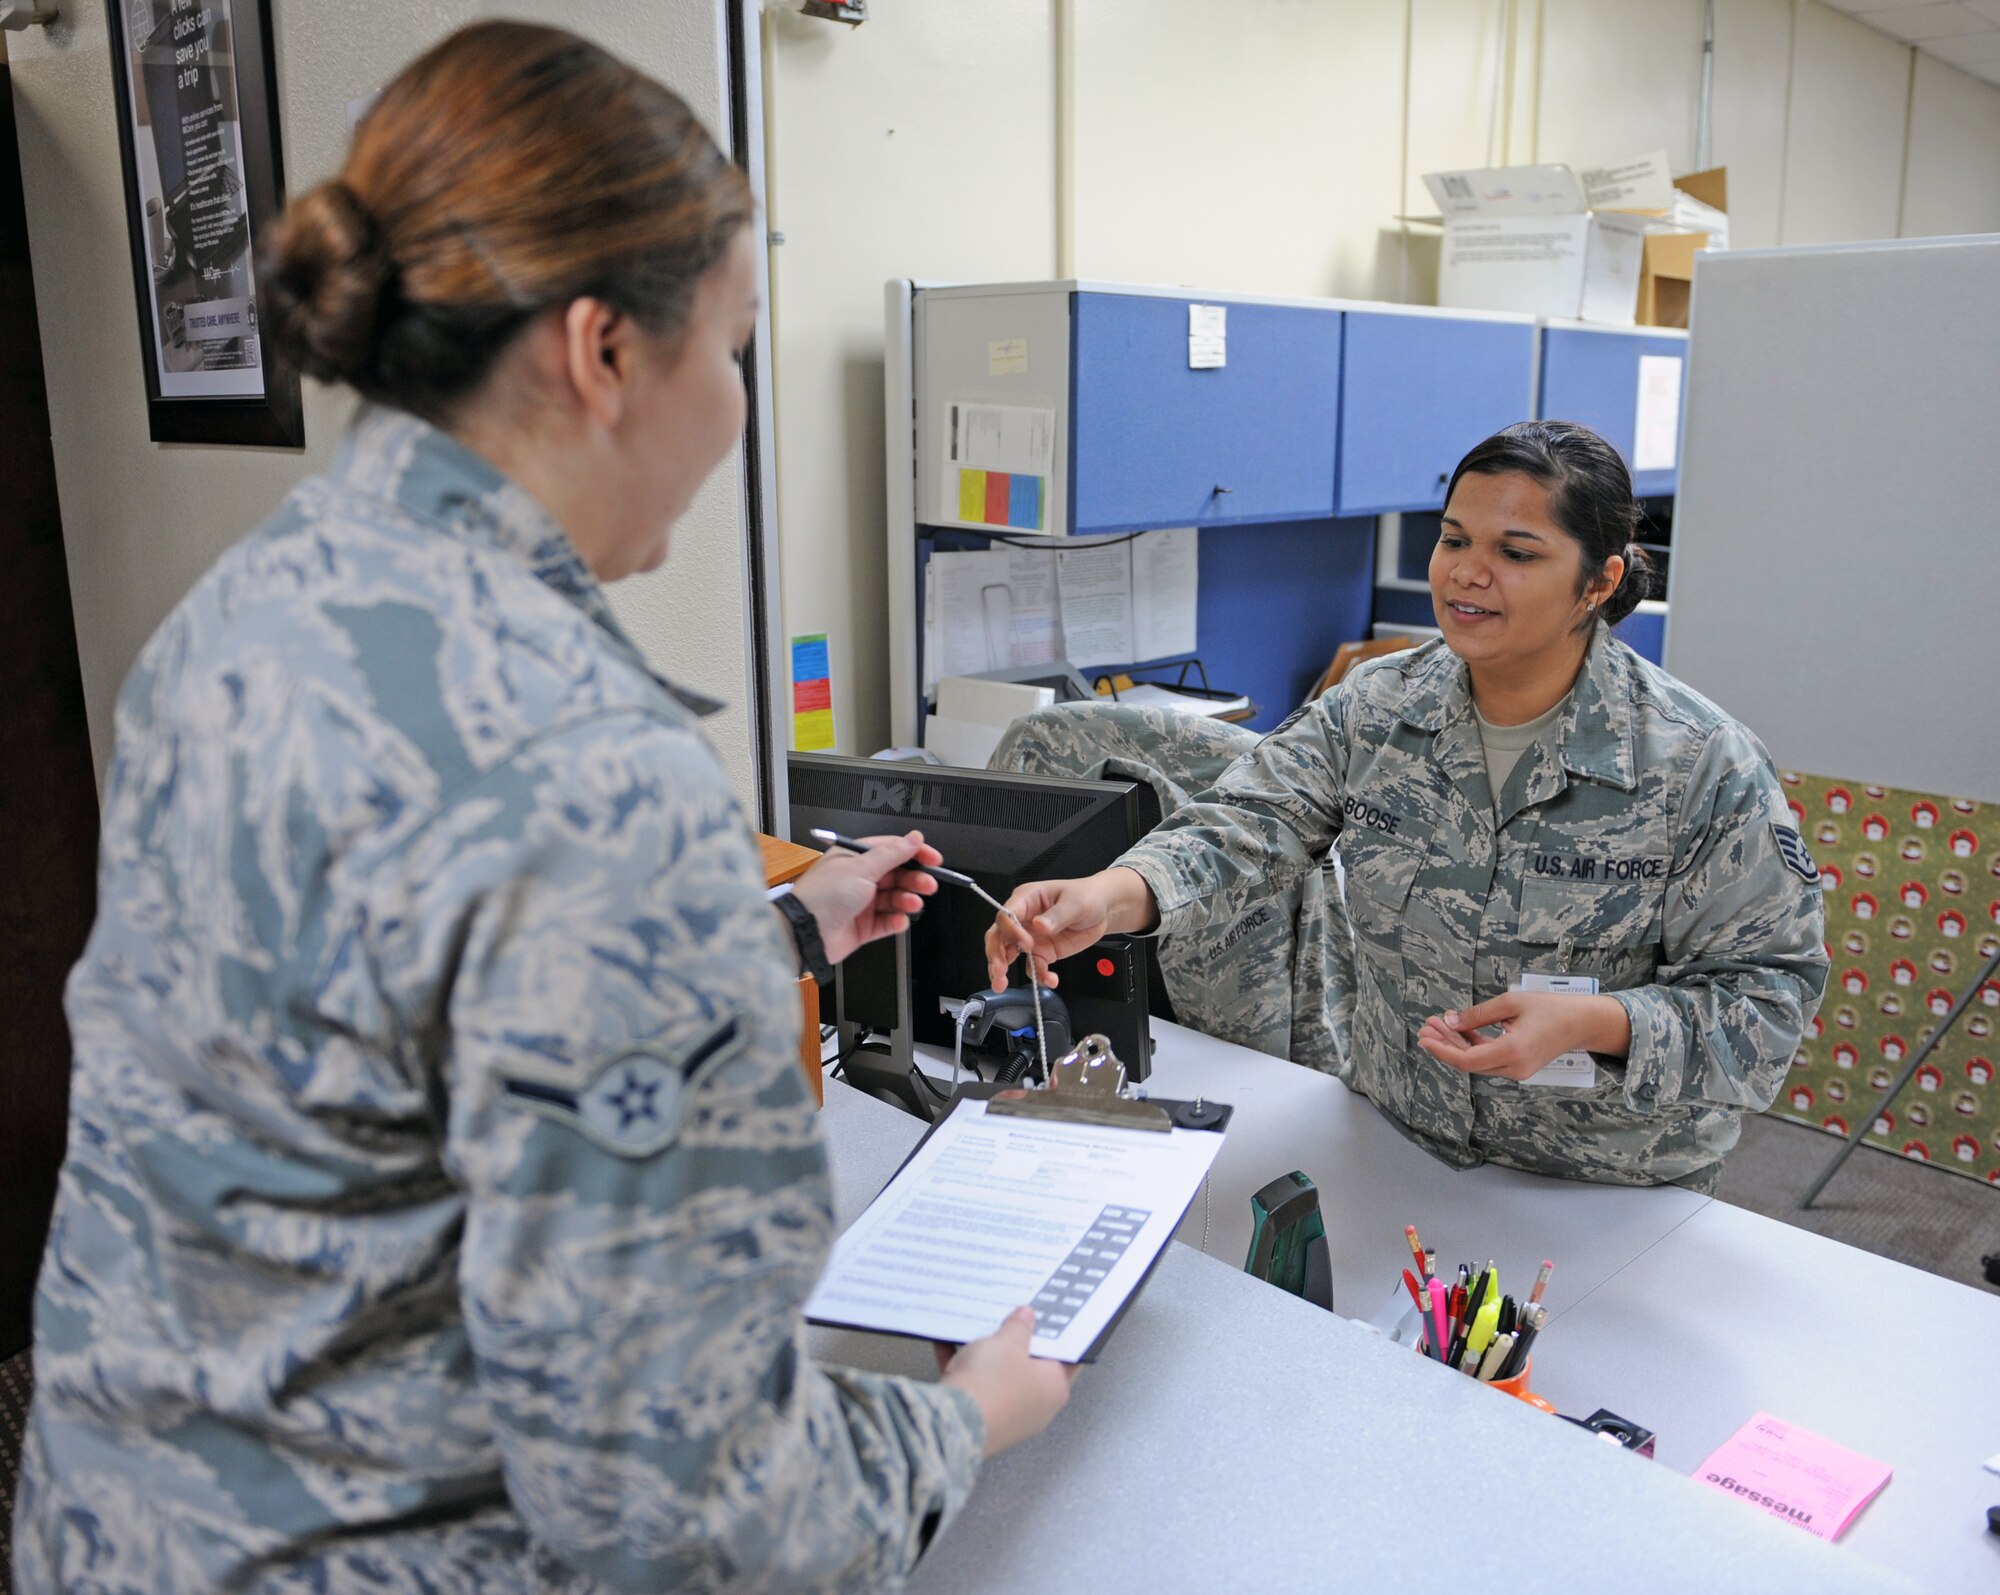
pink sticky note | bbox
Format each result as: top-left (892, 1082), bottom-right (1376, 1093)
top-left (1692, 1412), bottom-right (1892, 1541)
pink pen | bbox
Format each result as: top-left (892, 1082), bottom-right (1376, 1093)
top-left (1426, 1278), bottom-right (1451, 1362)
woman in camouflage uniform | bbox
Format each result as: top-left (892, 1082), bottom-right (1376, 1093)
top-left (988, 422), bottom-right (1826, 1193)
top-left (17, 24), bottom-right (1068, 1595)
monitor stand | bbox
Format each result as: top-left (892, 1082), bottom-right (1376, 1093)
top-left (833, 931), bottom-right (936, 1122)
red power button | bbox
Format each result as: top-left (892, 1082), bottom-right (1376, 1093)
top-left (1096, 957), bottom-right (1116, 978)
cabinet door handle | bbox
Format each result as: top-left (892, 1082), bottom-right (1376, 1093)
top-left (1212, 483), bottom-right (1232, 495)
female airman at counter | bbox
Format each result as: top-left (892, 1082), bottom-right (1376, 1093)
top-left (987, 421), bottom-right (1827, 1195)
top-left (16, 24), bottom-right (1067, 1595)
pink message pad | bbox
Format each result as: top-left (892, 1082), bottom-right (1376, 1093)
top-left (1693, 1412), bottom-right (1891, 1541)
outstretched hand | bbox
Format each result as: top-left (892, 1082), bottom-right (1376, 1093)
top-left (981, 868), bottom-right (1158, 992)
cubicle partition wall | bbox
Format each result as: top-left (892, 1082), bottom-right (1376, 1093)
top-left (887, 281), bottom-right (1690, 750)
top-left (1666, 235), bottom-right (2000, 1186)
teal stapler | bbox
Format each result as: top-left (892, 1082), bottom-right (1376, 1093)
top-left (1244, 1171), bottom-right (1333, 1311)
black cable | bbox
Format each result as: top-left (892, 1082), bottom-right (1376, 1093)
top-left (977, 528), bottom-right (1150, 551)
top-left (824, 1031), bottom-right (875, 1082)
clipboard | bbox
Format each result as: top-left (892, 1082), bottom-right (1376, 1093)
top-left (810, 1042), bottom-right (1231, 1363)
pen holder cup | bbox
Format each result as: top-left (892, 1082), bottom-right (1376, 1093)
top-left (1488, 1358), bottom-right (1555, 1414)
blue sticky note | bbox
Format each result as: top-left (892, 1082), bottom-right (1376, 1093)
top-left (1007, 474), bottom-right (1043, 531)
top-left (791, 635), bottom-right (830, 680)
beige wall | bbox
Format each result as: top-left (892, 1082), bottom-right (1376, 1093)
top-left (762, 0), bottom-right (1056, 765)
top-left (767, 0), bottom-right (2000, 756)
top-left (7, 2), bottom-right (760, 802)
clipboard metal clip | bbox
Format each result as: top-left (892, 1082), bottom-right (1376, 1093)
top-left (987, 1034), bottom-right (1173, 1133)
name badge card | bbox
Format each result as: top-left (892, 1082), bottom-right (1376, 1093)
top-left (1514, 972), bottom-right (1600, 1087)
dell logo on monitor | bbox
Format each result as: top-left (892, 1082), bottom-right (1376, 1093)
top-left (861, 779), bottom-right (951, 818)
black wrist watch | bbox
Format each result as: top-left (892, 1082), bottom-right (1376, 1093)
top-left (770, 885), bottom-right (833, 984)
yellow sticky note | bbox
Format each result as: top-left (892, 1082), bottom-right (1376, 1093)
top-left (794, 708), bottom-right (835, 752)
top-left (957, 468), bottom-right (986, 523)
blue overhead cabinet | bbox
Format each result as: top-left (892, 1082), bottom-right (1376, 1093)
top-left (1335, 309), bottom-right (1536, 517)
top-left (1068, 294), bottom-right (1342, 533)
top-left (914, 283), bottom-right (1341, 539)
top-left (1537, 324), bottom-right (1690, 497)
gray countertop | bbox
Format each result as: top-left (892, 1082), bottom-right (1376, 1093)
top-left (811, 1056), bottom-right (1940, 1594)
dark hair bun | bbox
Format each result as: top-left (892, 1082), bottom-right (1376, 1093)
top-left (262, 180), bottom-right (397, 386)
top-left (1601, 541), bottom-right (1659, 626)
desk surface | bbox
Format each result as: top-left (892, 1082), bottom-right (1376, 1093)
top-left (822, 1019), bottom-right (2000, 1592)
top-left (817, 1095), bottom-right (1904, 1591)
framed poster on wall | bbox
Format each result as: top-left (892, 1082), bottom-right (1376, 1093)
top-left (104, 0), bottom-right (302, 447)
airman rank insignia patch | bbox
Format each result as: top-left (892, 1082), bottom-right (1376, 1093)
top-left (1771, 824), bottom-right (1820, 884)
top-left (500, 1016), bottom-right (742, 1157)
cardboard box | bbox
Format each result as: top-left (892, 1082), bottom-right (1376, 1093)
top-left (1619, 167), bottom-right (1729, 330)
top-left (1424, 162), bottom-right (1649, 324)
top-left (1636, 229), bottom-right (1705, 329)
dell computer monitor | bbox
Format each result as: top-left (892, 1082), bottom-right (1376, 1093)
top-left (786, 753), bottom-right (1158, 1077)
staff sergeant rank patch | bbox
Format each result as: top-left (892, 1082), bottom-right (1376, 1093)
top-left (500, 1016), bottom-right (743, 1157)
top-left (1771, 823), bottom-right (1820, 885)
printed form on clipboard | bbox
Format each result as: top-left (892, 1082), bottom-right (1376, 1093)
top-left (807, 1080), bottom-right (1229, 1363)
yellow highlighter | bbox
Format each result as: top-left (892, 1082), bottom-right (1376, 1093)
top-left (1459, 1295), bottom-right (1501, 1374)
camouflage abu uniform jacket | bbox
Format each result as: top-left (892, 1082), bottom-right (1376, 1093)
top-left (15, 407), bottom-right (982, 1594)
top-left (1117, 634), bottom-right (1828, 1189)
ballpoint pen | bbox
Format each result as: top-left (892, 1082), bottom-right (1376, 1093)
top-left (810, 828), bottom-right (978, 889)
top-left (1502, 1303), bottom-right (1546, 1379)
top-left (1450, 1263), bottom-right (1495, 1366)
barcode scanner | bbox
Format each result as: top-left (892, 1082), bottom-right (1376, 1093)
top-left (956, 987), bottom-right (1073, 1084)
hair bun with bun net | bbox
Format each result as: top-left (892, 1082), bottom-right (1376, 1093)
top-left (263, 180), bottom-right (399, 387)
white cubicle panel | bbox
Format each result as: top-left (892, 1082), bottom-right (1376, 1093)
top-left (1665, 235), bottom-right (2000, 802)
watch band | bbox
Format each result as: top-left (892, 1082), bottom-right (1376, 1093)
top-left (771, 884), bottom-right (833, 984)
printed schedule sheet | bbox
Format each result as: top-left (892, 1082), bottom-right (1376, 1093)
top-left (806, 1098), bottom-right (1224, 1362)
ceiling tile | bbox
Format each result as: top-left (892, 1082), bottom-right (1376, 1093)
top-left (1958, 0), bottom-right (2000, 23)
top-left (1916, 26), bottom-right (2000, 61)
top-left (1862, 2), bottom-right (1996, 39)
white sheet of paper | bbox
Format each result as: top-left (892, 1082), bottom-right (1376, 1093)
top-left (1579, 149), bottom-right (1675, 211)
top-left (1131, 528), bottom-right (1199, 661)
top-left (1188, 303), bottom-right (1227, 369)
top-left (998, 547), bottom-right (1061, 665)
top-left (945, 402), bottom-right (1056, 476)
top-left (921, 714), bottom-right (1006, 770)
top-left (1516, 972), bottom-right (1601, 1088)
top-left (1057, 542), bottom-right (1134, 664)
top-left (1633, 354), bottom-right (1683, 473)
top-left (935, 676), bottom-right (1055, 727)
top-left (929, 548), bottom-right (1064, 687)
top-left (1101, 682), bottom-right (1248, 718)
top-left (806, 1098), bottom-right (1224, 1363)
